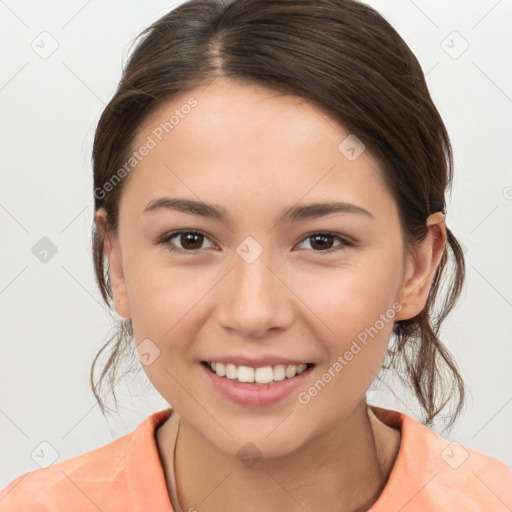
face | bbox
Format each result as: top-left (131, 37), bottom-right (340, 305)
top-left (96, 77), bottom-right (445, 459)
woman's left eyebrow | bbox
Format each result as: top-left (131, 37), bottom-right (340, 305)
top-left (142, 197), bottom-right (374, 225)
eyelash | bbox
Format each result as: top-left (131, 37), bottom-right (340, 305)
top-left (157, 230), bottom-right (354, 255)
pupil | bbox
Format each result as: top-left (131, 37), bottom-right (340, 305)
top-left (311, 234), bottom-right (332, 250)
top-left (182, 233), bottom-right (203, 250)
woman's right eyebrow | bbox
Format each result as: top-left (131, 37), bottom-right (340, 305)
top-left (142, 197), bottom-right (374, 226)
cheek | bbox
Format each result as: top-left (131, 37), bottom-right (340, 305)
top-left (309, 257), bottom-right (400, 339)
top-left (127, 257), bottom-right (207, 332)
top-left (297, 273), bottom-right (397, 415)
top-left (125, 261), bottom-right (213, 392)
top-left (301, 259), bottom-right (399, 393)
top-left (127, 263), bottom-right (205, 405)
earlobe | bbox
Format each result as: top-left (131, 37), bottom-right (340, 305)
top-left (94, 209), bottom-right (132, 320)
top-left (394, 212), bottom-right (447, 322)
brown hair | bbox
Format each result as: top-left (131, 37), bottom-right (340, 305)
top-left (91, 0), bottom-right (465, 428)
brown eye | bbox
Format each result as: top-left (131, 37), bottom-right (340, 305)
top-left (160, 231), bottom-right (215, 252)
top-left (298, 232), bottom-right (352, 254)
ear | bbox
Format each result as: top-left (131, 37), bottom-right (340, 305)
top-left (394, 212), bottom-right (447, 322)
top-left (94, 209), bottom-right (131, 320)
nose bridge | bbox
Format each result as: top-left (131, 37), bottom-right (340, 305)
top-left (215, 238), bottom-right (292, 335)
top-left (234, 248), bottom-right (273, 298)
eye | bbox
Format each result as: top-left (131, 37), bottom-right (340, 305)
top-left (157, 230), bottom-right (353, 255)
top-left (296, 232), bottom-right (353, 254)
top-left (158, 230), bottom-right (216, 253)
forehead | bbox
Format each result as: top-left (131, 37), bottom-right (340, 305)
top-left (134, 78), bottom-right (346, 161)
top-left (121, 78), bottom-right (395, 224)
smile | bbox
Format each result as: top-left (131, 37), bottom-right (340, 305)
top-left (202, 361), bottom-right (314, 385)
top-left (200, 360), bottom-right (316, 406)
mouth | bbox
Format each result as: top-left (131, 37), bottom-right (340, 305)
top-left (201, 360), bottom-right (315, 386)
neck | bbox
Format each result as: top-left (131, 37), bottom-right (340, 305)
top-left (157, 400), bottom-right (400, 512)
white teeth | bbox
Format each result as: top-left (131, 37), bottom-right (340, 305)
top-left (296, 363), bottom-right (307, 375)
top-left (225, 363), bottom-right (238, 379)
top-left (273, 365), bottom-right (286, 381)
top-left (255, 366), bottom-right (273, 384)
top-left (285, 365), bottom-right (297, 378)
top-left (207, 361), bottom-right (310, 383)
top-left (237, 366), bottom-right (254, 382)
top-left (215, 362), bottom-right (225, 377)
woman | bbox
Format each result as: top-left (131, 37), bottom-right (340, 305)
top-left (1, 0), bottom-right (510, 510)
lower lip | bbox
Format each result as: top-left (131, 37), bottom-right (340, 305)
top-left (200, 362), bottom-right (314, 407)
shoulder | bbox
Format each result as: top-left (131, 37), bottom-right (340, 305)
top-left (370, 406), bottom-right (512, 512)
top-left (0, 409), bottom-right (173, 512)
top-left (0, 432), bottom-right (131, 511)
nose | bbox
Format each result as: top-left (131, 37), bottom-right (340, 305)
top-left (215, 247), bottom-right (294, 338)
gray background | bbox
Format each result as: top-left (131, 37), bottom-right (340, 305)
top-left (1, 0), bottom-right (511, 487)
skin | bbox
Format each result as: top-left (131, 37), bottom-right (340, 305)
top-left (95, 77), bottom-right (447, 512)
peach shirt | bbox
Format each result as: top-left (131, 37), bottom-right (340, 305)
top-left (1, 406), bottom-right (511, 511)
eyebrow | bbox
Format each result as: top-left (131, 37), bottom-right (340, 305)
top-left (142, 197), bottom-right (374, 224)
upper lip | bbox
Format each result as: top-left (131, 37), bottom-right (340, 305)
top-left (202, 356), bottom-right (313, 367)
